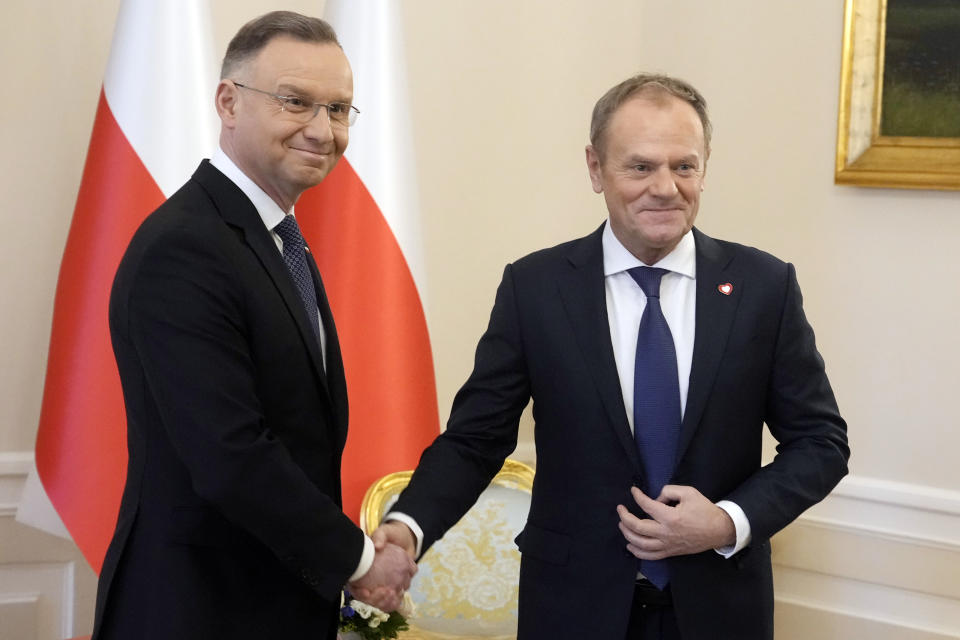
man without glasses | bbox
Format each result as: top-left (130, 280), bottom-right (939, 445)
top-left (376, 73), bottom-right (849, 640)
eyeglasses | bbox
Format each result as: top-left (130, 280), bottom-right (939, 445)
top-left (232, 82), bottom-right (360, 127)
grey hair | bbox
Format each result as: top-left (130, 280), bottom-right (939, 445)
top-left (220, 11), bottom-right (340, 80)
top-left (589, 73), bottom-right (711, 157)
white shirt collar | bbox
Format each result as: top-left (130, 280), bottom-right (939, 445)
top-left (602, 221), bottom-right (696, 280)
top-left (210, 147), bottom-right (292, 232)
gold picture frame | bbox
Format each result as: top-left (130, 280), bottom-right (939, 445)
top-left (835, 0), bottom-right (960, 190)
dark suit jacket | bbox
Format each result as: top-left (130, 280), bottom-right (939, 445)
top-left (92, 161), bottom-right (362, 640)
top-left (392, 223), bottom-right (849, 640)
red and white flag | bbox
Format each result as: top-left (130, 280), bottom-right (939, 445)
top-left (21, 0), bottom-right (216, 573)
top-left (301, 0), bottom-right (440, 521)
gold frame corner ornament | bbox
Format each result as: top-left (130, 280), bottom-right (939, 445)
top-left (835, 0), bottom-right (960, 191)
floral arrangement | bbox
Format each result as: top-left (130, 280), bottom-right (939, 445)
top-left (338, 589), bottom-right (413, 640)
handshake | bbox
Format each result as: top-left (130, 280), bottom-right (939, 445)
top-left (348, 521), bottom-right (419, 612)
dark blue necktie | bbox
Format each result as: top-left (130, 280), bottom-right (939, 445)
top-left (274, 215), bottom-right (322, 348)
top-left (628, 266), bottom-right (681, 590)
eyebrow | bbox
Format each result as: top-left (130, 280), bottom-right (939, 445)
top-left (623, 154), bottom-right (701, 166)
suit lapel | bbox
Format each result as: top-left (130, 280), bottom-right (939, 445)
top-left (192, 161), bottom-right (333, 407)
top-left (306, 250), bottom-right (349, 439)
top-left (676, 228), bottom-right (742, 462)
top-left (558, 224), bottom-right (642, 471)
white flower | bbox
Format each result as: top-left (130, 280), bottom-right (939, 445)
top-left (398, 591), bottom-right (416, 618)
top-left (350, 599), bottom-right (373, 619)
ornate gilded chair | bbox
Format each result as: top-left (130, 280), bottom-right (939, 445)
top-left (360, 459), bottom-right (534, 640)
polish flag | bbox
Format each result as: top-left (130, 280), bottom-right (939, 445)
top-left (300, 0), bottom-right (440, 522)
top-left (22, 0), bottom-right (217, 574)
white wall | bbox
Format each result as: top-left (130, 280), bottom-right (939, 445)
top-left (1, 1), bottom-right (958, 638)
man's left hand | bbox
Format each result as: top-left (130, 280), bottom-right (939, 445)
top-left (616, 485), bottom-right (735, 559)
top-left (347, 542), bottom-right (417, 612)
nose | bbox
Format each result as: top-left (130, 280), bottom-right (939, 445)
top-left (302, 106), bottom-right (336, 142)
top-left (648, 166), bottom-right (679, 198)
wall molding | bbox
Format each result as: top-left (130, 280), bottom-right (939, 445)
top-left (800, 474), bottom-right (960, 551)
top-left (0, 451), bottom-right (33, 475)
top-left (774, 565), bottom-right (960, 639)
top-left (832, 475), bottom-right (960, 516)
top-left (0, 561), bottom-right (77, 639)
top-left (6, 446), bottom-right (960, 546)
top-left (776, 589), bottom-right (960, 640)
top-left (0, 451), bottom-right (33, 517)
top-left (773, 476), bottom-right (960, 638)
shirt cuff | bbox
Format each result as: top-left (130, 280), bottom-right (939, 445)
top-left (714, 500), bottom-right (752, 557)
top-left (383, 511), bottom-right (425, 559)
top-left (348, 534), bottom-right (375, 582)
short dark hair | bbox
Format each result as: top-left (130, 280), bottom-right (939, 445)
top-left (589, 73), bottom-right (712, 158)
top-left (221, 11), bottom-right (340, 79)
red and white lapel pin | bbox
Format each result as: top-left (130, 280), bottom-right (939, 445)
top-left (717, 282), bottom-right (733, 296)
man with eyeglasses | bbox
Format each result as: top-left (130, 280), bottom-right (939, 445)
top-left (91, 12), bottom-right (414, 640)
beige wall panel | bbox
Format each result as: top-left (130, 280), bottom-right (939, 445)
top-left (0, 596), bottom-right (38, 640)
top-left (0, 509), bottom-right (97, 638)
top-left (775, 520), bottom-right (960, 600)
top-left (398, 0), bottom-right (644, 438)
top-left (776, 599), bottom-right (959, 640)
top-left (1, 0), bottom-right (119, 452)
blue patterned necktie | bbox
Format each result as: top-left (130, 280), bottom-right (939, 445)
top-left (274, 215), bottom-right (322, 348)
top-left (628, 266), bottom-right (681, 590)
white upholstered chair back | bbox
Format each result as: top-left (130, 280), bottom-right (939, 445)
top-left (360, 459), bottom-right (534, 640)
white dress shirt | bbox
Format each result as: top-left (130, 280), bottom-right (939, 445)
top-left (603, 222), bottom-right (749, 557)
top-left (209, 149), bottom-right (374, 580)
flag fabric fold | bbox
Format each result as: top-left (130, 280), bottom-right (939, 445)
top-left (26, 0), bottom-right (216, 573)
top-left (302, 0), bottom-right (440, 522)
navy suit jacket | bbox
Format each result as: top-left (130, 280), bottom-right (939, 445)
top-left (92, 161), bottom-right (362, 640)
top-left (392, 223), bottom-right (849, 639)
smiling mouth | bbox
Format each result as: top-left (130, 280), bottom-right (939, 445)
top-left (290, 147), bottom-right (329, 158)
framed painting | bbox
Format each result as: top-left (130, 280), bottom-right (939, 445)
top-left (835, 0), bottom-right (960, 190)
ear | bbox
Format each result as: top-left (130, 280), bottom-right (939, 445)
top-left (700, 152), bottom-right (709, 191)
top-left (585, 145), bottom-right (604, 194)
top-left (215, 80), bottom-right (240, 128)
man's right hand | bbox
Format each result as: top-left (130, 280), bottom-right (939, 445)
top-left (348, 542), bottom-right (416, 612)
top-left (372, 520), bottom-right (417, 559)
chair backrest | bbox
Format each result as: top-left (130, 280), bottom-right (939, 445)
top-left (360, 459), bottom-right (534, 639)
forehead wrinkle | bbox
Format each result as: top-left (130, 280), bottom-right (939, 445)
top-left (623, 147), bottom-right (699, 159)
top-left (270, 75), bottom-right (351, 103)
top-left (274, 81), bottom-right (316, 97)
top-left (251, 39), bottom-right (352, 96)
